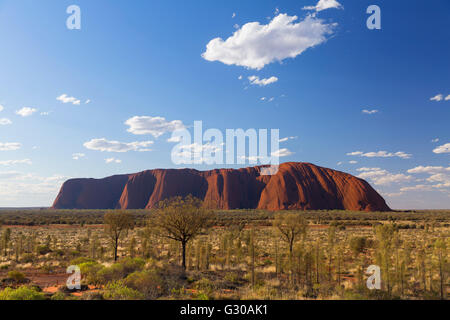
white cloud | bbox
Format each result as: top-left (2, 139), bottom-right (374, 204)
top-left (433, 143), bottom-right (450, 154)
top-left (0, 159), bottom-right (32, 166)
top-left (357, 168), bottom-right (413, 186)
top-left (0, 105), bottom-right (3, 112)
top-left (407, 166), bottom-right (450, 174)
top-left (232, 12), bottom-right (236, 18)
top-left (167, 135), bottom-right (183, 143)
top-left (405, 166), bottom-right (450, 191)
top-left (260, 97), bottom-right (267, 101)
top-left (303, 0), bottom-right (343, 12)
top-left (431, 138), bottom-right (439, 143)
top-left (248, 75), bottom-right (278, 86)
top-left (279, 136), bottom-right (298, 143)
top-left (271, 148), bottom-right (293, 157)
top-left (445, 95), bottom-right (450, 101)
top-left (173, 142), bottom-right (224, 163)
top-left (349, 160), bottom-right (358, 164)
top-left (202, 14), bottom-right (336, 70)
top-left (56, 94), bottom-right (81, 105)
top-left (347, 150), bottom-right (411, 159)
top-left (72, 153), bottom-right (86, 160)
top-left (125, 116), bottom-right (185, 138)
top-left (83, 138), bottom-right (154, 153)
top-left (105, 158), bottom-right (122, 164)
top-left (400, 185), bottom-right (434, 192)
top-left (16, 107), bottom-right (37, 117)
top-left (362, 109), bottom-right (378, 115)
top-left (357, 167), bottom-right (382, 172)
top-left (0, 142), bottom-right (21, 151)
top-left (238, 75), bottom-right (243, 80)
top-left (0, 118), bottom-right (12, 125)
top-left (40, 112), bottom-right (50, 116)
top-left (0, 172), bottom-right (69, 207)
top-left (430, 94), bottom-right (443, 102)
top-left (85, 99), bottom-right (91, 104)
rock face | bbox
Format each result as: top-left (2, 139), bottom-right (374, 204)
top-left (52, 162), bottom-right (390, 211)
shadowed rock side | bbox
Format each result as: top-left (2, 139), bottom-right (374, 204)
top-left (52, 162), bottom-right (390, 211)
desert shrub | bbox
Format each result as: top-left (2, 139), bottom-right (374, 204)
top-left (20, 253), bottom-right (34, 263)
top-left (349, 236), bottom-right (367, 255)
top-left (96, 263), bottom-right (125, 284)
top-left (194, 278), bottom-right (215, 293)
top-left (7, 270), bottom-right (26, 282)
top-left (0, 286), bottom-right (46, 300)
top-left (36, 245), bottom-right (52, 255)
top-left (82, 291), bottom-right (104, 300)
top-left (124, 270), bottom-right (165, 299)
top-left (95, 258), bottom-right (145, 285)
top-left (119, 257), bottom-right (146, 275)
top-left (103, 280), bottom-right (144, 300)
top-left (51, 292), bottom-right (67, 300)
top-left (70, 257), bottom-right (96, 266)
top-left (78, 262), bottom-right (103, 285)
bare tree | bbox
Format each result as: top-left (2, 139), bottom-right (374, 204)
top-left (151, 195), bottom-right (213, 270)
top-left (104, 211), bottom-right (134, 261)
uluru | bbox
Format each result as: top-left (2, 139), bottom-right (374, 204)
top-left (52, 162), bottom-right (390, 211)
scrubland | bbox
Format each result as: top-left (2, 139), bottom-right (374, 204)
top-left (0, 209), bottom-right (448, 300)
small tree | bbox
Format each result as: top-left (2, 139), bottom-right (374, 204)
top-left (151, 195), bottom-right (213, 270)
top-left (104, 211), bottom-right (134, 261)
top-left (273, 213), bottom-right (308, 283)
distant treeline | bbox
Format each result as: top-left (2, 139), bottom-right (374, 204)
top-left (0, 209), bottom-right (449, 227)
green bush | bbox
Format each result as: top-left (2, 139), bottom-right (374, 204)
top-left (103, 280), bottom-right (144, 300)
top-left (124, 270), bottom-right (165, 299)
top-left (0, 286), bottom-right (46, 300)
top-left (7, 270), bottom-right (26, 282)
top-left (70, 257), bottom-right (96, 266)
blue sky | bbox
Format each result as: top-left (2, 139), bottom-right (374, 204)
top-left (0, 0), bottom-right (449, 208)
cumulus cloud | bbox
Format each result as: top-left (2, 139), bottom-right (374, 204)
top-left (56, 94), bottom-right (81, 105)
top-left (0, 159), bottom-right (32, 166)
top-left (0, 172), bottom-right (69, 206)
top-left (279, 136), bottom-right (298, 143)
top-left (0, 142), bottom-right (21, 151)
top-left (16, 107), bottom-right (37, 117)
top-left (125, 116), bottom-right (185, 138)
top-left (433, 143), bottom-right (450, 154)
top-left (446, 95), bottom-right (450, 101)
top-left (105, 158), bottom-right (122, 164)
top-left (362, 109), bottom-right (378, 115)
top-left (172, 142), bottom-right (224, 164)
top-left (72, 153), bottom-right (85, 160)
top-left (357, 167), bottom-right (413, 186)
top-left (271, 148), bottom-right (293, 157)
top-left (202, 14), bottom-right (336, 70)
top-left (0, 118), bottom-right (12, 125)
top-left (430, 94), bottom-right (443, 102)
top-left (407, 166), bottom-right (450, 174)
top-left (248, 75), bottom-right (278, 86)
top-left (347, 150), bottom-right (411, 159)
top-left (83, 138), bottom-right (154, 153)
top-left (303, 0), bottom-right (343, 12)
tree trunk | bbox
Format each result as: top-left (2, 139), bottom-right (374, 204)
top-left (182, 240), bottom-right (187, 270)
top-left (114, 238), bottom-right (118, 261)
